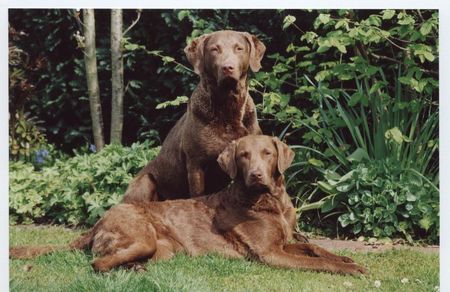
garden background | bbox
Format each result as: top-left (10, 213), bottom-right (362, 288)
top-left (9, 9), bottom-right (439, 244)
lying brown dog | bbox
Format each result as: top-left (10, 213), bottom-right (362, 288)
top-left (123, 30), bottom-right (264, 203)
top-left (10, 135), bottom-right (366, 275)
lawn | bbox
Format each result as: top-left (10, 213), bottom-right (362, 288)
top-left (10, 225), bottom-right (439, 292)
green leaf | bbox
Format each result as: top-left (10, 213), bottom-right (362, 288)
top-left (420, 21), bottom-right (433, 35)
top-left (352, 223), bottom-right (362, 234)
top-left (348, 92), bottom-right (362, 107)
top-left (318, 14), bottom-right (331, 25)
top-left (347, 148), bottom-right (370, 163)
top-left (317, 181), bottom-right (335, 193)
top-left (129, 80), bottom-right (141, 89)
top-left (385, 127), bottom-right (409, 144)
top-left (308, 158), bottom-right (324, 168)
top-left (124, 43), bottom-right (140, 51)
top-left (283, 15), bottom-right (296, 30)
top-left (382, 9), bottom-right (396, 20)
top-left (324, 170), bottom-right (341, 181)
top-left (369, 81), bottom-right (385, 95)
top-left (177, 10), bottom-right (190, 21)
top-left (335, 19), bottom-right (349, 30)
top-left (162, 56), bottom-right (175, 63)
top-left (419, 217), bottom-right (432, 231)
top-left (320, 194), bottom-right (344, 213)
top-left (155, 96), bottom-right (189, 109)
top-left (406, 192), bottom-right (417, 202)
top-left (314, 70), bottom-right (330, 82)
top-left (336, 183), bottom-right (353, 192)
top-left (336, 44), bottom-right (347, 54)
top-left (361, 191), bottom-right (372, 206)
top-left (317, 45), bottom-right (331, 53)
top-left (423, 51), bottom-right (435, 62)
top-left (338, 213), bottom-right (351, 227)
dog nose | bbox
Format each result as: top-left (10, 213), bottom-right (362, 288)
top-left (222, 65), bottom-right (234, 74)
top-left (250, 170), bottom-right (263, 179)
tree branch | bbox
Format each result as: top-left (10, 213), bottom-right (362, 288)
top-left (123, 9), bottom-right (142, 37)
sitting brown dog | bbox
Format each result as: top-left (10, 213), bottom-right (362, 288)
top-left (10, 135), bottom-right (366, 275)
top-left (123, 30), bottom-right (265, 203)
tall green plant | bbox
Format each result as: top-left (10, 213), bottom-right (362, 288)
top-left (294, 74), bottom-right (439, 242)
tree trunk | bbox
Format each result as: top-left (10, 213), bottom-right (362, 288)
top-left (83, 9), bottom-right (105, 150)
top-left (110, 9), bottom-right (124, 144)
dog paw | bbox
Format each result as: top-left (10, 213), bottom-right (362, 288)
top-left (293, 232), bottom-right (309, 243)
top-left (92, 259), bottom-right (112, 273)
top-left (339, 256), bottom-right (355, 263)
top-left (348, 263), bottom-right (367, 275)
top-left (124, 262), bottom-right (147, 272)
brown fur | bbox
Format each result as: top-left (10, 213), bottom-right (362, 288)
top-left (123, 30), bottom-right (264, 203)
top-left (10, 136), bottom-right (365, 275)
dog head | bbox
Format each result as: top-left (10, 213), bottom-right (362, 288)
top-left (184, 30), bottom-right (266, 91)
top-left (217, 135), bottom-right (294, 193)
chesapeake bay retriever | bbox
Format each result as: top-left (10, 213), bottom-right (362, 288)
top-left (10, 135), bottom-right (366, 275)
top-left (123, 30), bottom-right (264, 203)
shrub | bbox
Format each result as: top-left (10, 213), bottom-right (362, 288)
top-left (289, 74), bottom-right (439, 242)
top-left (320, 160), bottom-right (439, 242)
top-left (10, 141), bottom-right (159, 225)
top-left (251, 10), bottom-right (439, 243)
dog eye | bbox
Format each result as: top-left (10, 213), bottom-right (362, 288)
top-left (239, 151), bottom-right (249, 158)
top-left (210, 47), bottom-right (219, 52)
top-left (264, 150), bottom-right (272, 156)
top-left (236, 46), bottom-right (244, 51)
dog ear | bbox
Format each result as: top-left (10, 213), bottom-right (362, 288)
top-left (243, 33), bottom-right (266, 72)
top-left (217, 141), bottom-right (237, 179)
top-left (184, 34), bottom-right (210, 75)
top-left (272, 137), bottom-right (295, 174)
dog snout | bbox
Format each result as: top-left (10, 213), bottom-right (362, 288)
top-left (221, 64), bottom-right (235, 75)
top-left (250, 170), bottom-right (263, 180)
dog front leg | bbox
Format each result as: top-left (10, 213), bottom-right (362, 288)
top-left (260, 249), bottom-right (366, 275)
top-left (187, 160), bottom-right (205, 197)
top-left (283, 243), bottom-right (354, 263)
top-left (243, 97), bottom-right (262, 135)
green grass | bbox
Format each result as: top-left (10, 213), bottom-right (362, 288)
top-left (10, 225), bottom-right (439, 292)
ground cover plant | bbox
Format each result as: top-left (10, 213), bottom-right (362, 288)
top-left (9, 142), bottom-right (160, 225)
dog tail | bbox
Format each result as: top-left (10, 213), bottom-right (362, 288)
top-left (10, 229), bottom-right (94, 260)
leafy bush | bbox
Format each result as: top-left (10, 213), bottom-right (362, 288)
top-left (10, 141), bottom-right (159, 225)
top-left (258, 10), bottom-right (439, 242)
top-left (320, 160), bottom-right (439, 242)
top-left (9, 111), bottom-right (47, 161)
